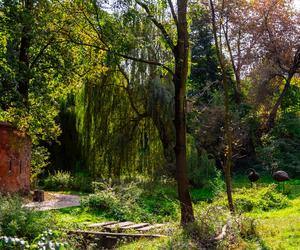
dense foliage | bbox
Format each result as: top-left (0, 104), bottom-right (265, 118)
top-left (0, 0), bottom-right (300, 248)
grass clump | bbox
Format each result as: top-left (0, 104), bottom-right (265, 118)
top-left (215, 184), bottom-right (289, 213)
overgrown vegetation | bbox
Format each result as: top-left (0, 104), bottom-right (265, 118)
top-left (81, 180), bottom-right (179, 223)
top-left (0, 195), bottom-right (54, 241)
top-left (43, 171), bottom-right (92, 193)
top-left (0, 0), bottom-right (300, 248)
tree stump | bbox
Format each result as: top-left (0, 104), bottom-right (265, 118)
top-left (33, 190), bottom-right (44, 202)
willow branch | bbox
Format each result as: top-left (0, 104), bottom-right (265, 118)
top-left (135, 0), bottom-right (175, 52)
top-left (117, 65), bottom-right (144, 116)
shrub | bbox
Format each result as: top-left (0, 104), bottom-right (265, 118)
top-left (43, 171), bottom-right (92, 192)
top-left (69, 173), bottom-right (92, 193)
top-left (81, 181), bottom-right (179, 222)
top-left (214, 184), bottom-right (289, 212)
top-left (43, 171), bottom-right (72, 191)
top-left (188, 148), bottom-right (220, 188)
top-left (208, 169), bottom-right (225, 196)
top-left (81, 182), bottom-right (145, 221)
top-left (0, 195), bottom-right (54, 240)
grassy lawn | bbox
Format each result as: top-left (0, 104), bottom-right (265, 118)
top-left (40, 178), bottom-right (300, 249)
top-left (244, 180), bottom-right (300, 250)
top-left (248, 197), bottom-right (300, 250)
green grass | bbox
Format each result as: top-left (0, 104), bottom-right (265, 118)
top-left (43, 207), bottom-right (112, 229)
top-left (246, 197), bottom-right (300, 249)
top-left (190, 188), bottom-right (213, 202)
top-left (37, 177), bottom-right (300, 249)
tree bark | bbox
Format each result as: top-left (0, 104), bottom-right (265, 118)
top-left (18, 0), bottom-right (33, 106)
top-left (174, 0), bottom-right (195, 225)
top-left (210, 0), bottom-right (234, 213)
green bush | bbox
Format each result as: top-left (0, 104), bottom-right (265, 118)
top-left (215, 184), bottom-right (289, 212)
top-left (188, 148), bottom-right (220, 188)
top-left (43, 171), bottom-right (92, 192)
top-left (0, 195), bottom-right (54, 240)
top-left (81, 181), bottom-right (179, 222)
top-left (43, 171), bottom-right (72, 191)
top-left (81, 182), bottom-right (145, 221)
top-left (69, 173), bottom-right (92, 193)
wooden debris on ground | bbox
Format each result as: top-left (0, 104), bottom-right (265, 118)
top-left (87, 221), bottom-right (165, 233)
top-left (69, 222), bottom-right (168, 249)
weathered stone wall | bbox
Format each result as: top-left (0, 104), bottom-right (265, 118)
top-left (0, 122), bottom-right (31, 193)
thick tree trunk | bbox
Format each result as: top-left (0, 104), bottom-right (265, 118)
top-left (18, 0), bottom-right (33, 106)
top-left (265, 74), bottom-right (292, 133)
top-left (174, 0), bottom-right (195, 225)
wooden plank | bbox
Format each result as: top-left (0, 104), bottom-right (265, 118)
top-left (104, 221), bottom-right (134, 229)
top-left (121, 223), bottom-right (150, 230)
top-left (68, 230), bottom-right (167, 238)
top-left (88, 221), bottom-right (117, 228)
top-left (137, 224), bottom-right (165, 232)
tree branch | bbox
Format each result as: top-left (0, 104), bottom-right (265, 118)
top-left (135, 0), bottom-right (176, 52)
top-left (167, 0), bottom-right (178, 27)
top-left (68, 38), bottom-right (174, 75)
top-left (29, 36), bottom-right (55, 69)
top-left (117, 65), bottom-right (145, 116)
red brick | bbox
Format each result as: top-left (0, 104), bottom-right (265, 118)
top-left (0, 122), bottom-right (31, 193)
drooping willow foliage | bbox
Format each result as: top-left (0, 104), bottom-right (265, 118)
top-left (49, 0), bottom-right (177, 180)
top-left (74, 68), bottom-right (174, 179)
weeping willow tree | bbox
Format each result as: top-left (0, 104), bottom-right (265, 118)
top-left (49, 0), bottom-right (176, 180)
top-left (74, 66), bottom-right (174, 180)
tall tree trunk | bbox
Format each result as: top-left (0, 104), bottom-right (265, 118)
top-left (174, 0), bottom-right (195, 225)
top-left (18, 0), bottom-right (33, 106)
top-left (210, 0), bottom-right (234, 213)
top-left (265, 74), bottom-right (293, 133)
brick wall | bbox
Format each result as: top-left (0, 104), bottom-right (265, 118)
top-left (0, 122), bottom-right (31, 193)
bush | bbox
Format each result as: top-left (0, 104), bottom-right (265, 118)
top-left (81, 181), bottom-right (179, 222)
top-left (214, 184), bottom-right (289, 212)
top-left (0, 195), bottom-right (54, 240)
top-left (188, 148), bottom-right (220, 188)
top-left (43, 171), bottom-right (72, 191)
top-left (81, 182), bottom-right (145, 221)
top-left (43, 171), bottom-right (92, 192)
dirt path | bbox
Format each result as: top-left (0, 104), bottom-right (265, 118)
top-left (24, 193), bottom-right (80, 211)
